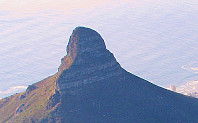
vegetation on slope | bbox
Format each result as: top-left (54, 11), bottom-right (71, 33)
top-left (0, 73), bottom-right (59, 123)
top-left (0, 51), bottom-right (73, 122)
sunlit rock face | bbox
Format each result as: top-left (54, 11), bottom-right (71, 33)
top-left (49, 27), bottom-right (198, 123)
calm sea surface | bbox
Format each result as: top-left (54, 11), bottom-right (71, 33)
top-left (0, 0), bottom-right (198, 98)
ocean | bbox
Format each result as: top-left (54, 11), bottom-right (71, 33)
top-left (0, 0), bottom-right (198, 98)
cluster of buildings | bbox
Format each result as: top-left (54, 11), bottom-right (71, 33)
top-left (168, 80), bottom-right (198, 98)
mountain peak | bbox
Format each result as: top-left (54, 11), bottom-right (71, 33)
top-left (58, 27), bottom-right (108, 72)
top-left (67, 26), bottom-right (106, 60)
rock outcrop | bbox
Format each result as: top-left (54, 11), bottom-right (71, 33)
top-left (57, 27), bottom-right (120, 93)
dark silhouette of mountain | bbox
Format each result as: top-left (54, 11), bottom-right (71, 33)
top-left (0, 27), bottom-right (198, 123)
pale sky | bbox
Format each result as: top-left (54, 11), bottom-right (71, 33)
top-left (0, 0), bottom-right (130, 15)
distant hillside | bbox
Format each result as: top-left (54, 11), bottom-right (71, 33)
top-left (0, 27), bottom-right (198, 123)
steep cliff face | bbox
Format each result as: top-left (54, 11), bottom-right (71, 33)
top-left (57, 27), bottom-right (120, 95)
top-left (1, 27), bottom-right (198, 123)
top-left (58, 27), bottom-right (107, 72)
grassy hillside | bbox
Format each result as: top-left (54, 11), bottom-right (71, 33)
top-left (0, 73), bottom-right (59, 123)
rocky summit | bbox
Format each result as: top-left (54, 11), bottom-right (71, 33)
top-left (1, 27), bottom-right (198, 123)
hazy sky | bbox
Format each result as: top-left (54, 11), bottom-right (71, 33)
top-left (0, 0), bottom-right (127, 14)
top-left (0, 0), bottom-right (198, 98)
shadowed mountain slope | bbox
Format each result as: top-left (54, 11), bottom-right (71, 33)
top-left (0, 27), bottom-right (198, 123)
